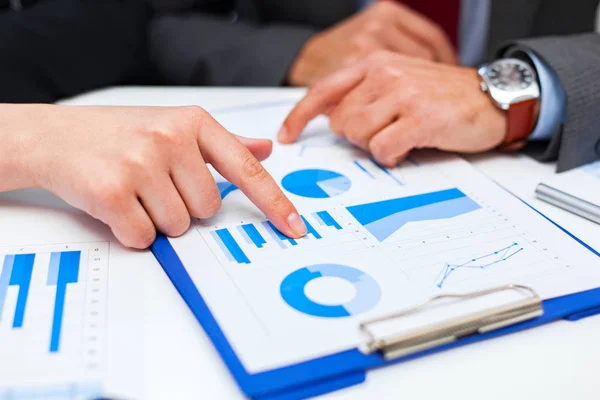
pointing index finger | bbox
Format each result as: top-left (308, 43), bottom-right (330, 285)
top-left (278, 64), bottom-right (367, 144)
top-left (197, 114), bottom-right (307, 238)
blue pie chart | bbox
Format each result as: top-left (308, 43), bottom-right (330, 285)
top-left (281, 169), bottom-right (352, 198)
top-left (280, 264), bottom-right (381, 318)
top-left (216, 181), bottom-right (238, 199)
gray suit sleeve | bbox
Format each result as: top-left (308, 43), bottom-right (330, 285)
top-left (149, 13), bottom-right (317, 86)
top-left (502, 33), bottom-right (600, 172)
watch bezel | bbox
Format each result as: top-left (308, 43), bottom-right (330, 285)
top-left (478, 58), bottom-right (540, 111)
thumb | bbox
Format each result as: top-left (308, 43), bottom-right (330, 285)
top-left (235, 135), bottom-right (273, 161)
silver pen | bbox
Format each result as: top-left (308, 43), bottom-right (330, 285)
top-left (535, 183), bottom-right (600, 225)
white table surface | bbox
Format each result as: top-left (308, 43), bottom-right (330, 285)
top-left (59, 87), bottom-right (600, 400)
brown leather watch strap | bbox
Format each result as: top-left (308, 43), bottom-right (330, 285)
top-left (502, 98), bottom-right (539, 146)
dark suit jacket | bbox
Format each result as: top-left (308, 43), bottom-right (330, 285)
top-left (0, 0), bottom-right (149, 103)
top-left (150, 0), bottom-right (600, 171)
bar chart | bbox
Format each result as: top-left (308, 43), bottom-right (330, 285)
top-left (206, 210), bottom-right (351, 265)
top-left (0, 242), bottom-right (109, 398)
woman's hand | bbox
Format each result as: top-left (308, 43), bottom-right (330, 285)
top-left (1, 104), bottom-right (306, 248)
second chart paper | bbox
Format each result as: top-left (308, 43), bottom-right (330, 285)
top-left (168, 103), bottom-right (600, 374)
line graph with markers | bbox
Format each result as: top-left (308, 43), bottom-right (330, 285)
top-left (436, 243), bottom-right (524, 288)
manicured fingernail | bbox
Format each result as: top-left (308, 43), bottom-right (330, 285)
top-left (287, 212), bottom-right (307, 237)
top-left (278, 126), bottom-right (288, 140)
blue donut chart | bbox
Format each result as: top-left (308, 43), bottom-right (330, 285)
top-left (280, 264), bottom-right (381, 318)
top-left (281, 169), bottom-right (352, 199)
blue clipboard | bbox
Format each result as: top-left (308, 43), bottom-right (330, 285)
top-left (150, 203), bottom-right (600, 400)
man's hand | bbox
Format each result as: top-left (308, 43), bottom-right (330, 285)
top-left (287, 1), bottom-right (457, 87)
top-left (6, 105), bottom-right (306, 248)
top-left (279, 51), bottom-right (507, 166)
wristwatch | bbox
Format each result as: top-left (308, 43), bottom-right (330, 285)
top-left (478, 58), bottom-right (540, 147)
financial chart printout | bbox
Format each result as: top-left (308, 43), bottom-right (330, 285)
top-left (0, 193), bottom-right (147, 400)
top-left (0, 242), bottom-right (109, 399)
top-left (168, 103), bottom-right (600, 374)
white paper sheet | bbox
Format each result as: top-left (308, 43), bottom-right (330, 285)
top-left (166, 103), bottom-right (600, 374)
top-left (466, 152), bottom-right (600, 251)
top-left (0, 190), bottom-right (147, 400)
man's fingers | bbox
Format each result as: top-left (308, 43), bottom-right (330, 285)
top-left (198, 119), bottom-right (307, 238)
top-left (137, 172), bottom-right (191, 238)
top-left (368, 118), bottom-right (421, 166)
top-left (371, 20), bottom-right (436, 61)
top-left (235, 135), bottom-right (273, 161)
top-left (332, 95), bottom-right (401, 150)
top-left (391, 31), bottom-right (436, 61)
top-left (278, 65), bottom-right (366, 144)
top-left (327, 81), bottom-right (372, 136)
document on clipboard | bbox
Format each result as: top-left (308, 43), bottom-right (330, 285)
top-left (159, 103), bottom-right (600, 377)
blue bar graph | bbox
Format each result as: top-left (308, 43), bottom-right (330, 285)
top-left (266, 221), bottom-right (298, 246)
top-left (0, 250), bottom-right (88, 353)
top-left (312, 212), bottom-right (325, 226)
top-left (316, 211), bottom-right (342, 230)
top-left (237, 226), bottom-right (253, 245)
top-left (210, 212), bottom-right (342, 264)
top-left (301, 216), bottom-right (322, 239)
top-left (0, 255), bottom-right (15, 321)
top-left (0, 254), bottom-right (36, 328)
top-left (241, 224), bottom-right (267, 248)
top-left (47, 251), bottom-right (80, 352)
top-left (47, 251), bottom-right (60, 286)
top-left (0, 242), bottom-right (109, 388)
top-left (262, 222), bottom-right (287, 249)
top-left (212, 229), bottom-right (250, 264)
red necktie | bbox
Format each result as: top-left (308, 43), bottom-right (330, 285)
top-left (397, 0), bottom-right (461, 47)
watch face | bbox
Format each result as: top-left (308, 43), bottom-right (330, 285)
top-left (486, 59), bottom-right (535, 92)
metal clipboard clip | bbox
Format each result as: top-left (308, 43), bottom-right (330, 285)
top-left (359, 284), bottom-right (543, 360)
